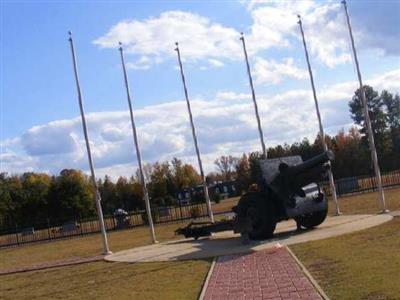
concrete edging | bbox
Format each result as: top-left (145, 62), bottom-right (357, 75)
top-left (198, 257), bottom-right (217, 300)
top-left (286, 246), bottom-right (330, 300)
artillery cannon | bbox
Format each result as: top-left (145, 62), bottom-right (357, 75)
top-left (176, 150), bottom-right (334, 241)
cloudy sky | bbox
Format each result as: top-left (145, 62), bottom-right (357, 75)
top-left (1, 0), bottom-right (400, 179)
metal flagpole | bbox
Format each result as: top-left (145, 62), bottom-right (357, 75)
top-left (119, 43), bottom-right (157, 243)
top-left (68, 32), bottom-right (112, 255)
top-left (297, 15), bottom-right (341, 216)
top-left (174, 42), bottom-right (214, 222)
top-left (240, 33), bottom-right (267, 158)
top-left (341, 0), bottom-right (388, 213)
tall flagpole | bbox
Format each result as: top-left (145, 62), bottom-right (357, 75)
top-left (240, 33), bottom-right (267, 158)
top-left (68, 32), bottom-right (111, 255)
top-left (297, 15), bottom-right (341, 216)
top-left (119, 43), bottom-right (157, 243)
top-left (341, 0), bottom-right (387, 213)
top-left (175, 42), bottom-right (214, 222)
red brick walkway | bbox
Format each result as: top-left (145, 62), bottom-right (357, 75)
top-left (203, 248), bottom-right (322, 300)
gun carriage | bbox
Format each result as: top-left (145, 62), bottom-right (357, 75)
top-left (176, 151), bottom-right (334, 241)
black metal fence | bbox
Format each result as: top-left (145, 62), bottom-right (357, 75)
top-left (0, 202), bottom-right (208, 248)
top-left (321, 169), bottom-right (400, 197)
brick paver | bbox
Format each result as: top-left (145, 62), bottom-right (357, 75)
top-left (203, 248), bottom-right (321, 300)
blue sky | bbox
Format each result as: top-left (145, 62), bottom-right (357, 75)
top-left (1, 0), bottom-right (400, 178)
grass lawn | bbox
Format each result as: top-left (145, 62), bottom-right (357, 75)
top-left (0, 259), bottom-right (211, 300)
top-left (329, 188), bottom-right (400, 215)
top-left (212, 196), bottom-right (239, 214)
top-left (290, 217), bottom-right (400, 300)
top-left (0, 222), bottom-right (190, 271)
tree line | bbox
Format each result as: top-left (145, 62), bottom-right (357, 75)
top-left (0, 86), bottom-right (398, 228)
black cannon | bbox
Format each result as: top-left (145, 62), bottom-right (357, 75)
top-left (176, 151), bottom-right (334, 241)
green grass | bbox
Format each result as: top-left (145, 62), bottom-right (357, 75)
top-left (0, 259), bottom-right (211, 300)
top-left (0, 222), bottom-right (189, 270)
top-left (328, 187), bottom-right (399, 215)
top-left (290, 217), bottom-right (400, 300)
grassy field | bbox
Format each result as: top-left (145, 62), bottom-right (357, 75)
top-left (212, 196), bottom-right (239, 214)
top-left (290, 217), bottom-right (400, 300)
top-left (330, 187), bottom-right (399, 215)
top-left (0, 260), bottom-right (211, 300)
top-left (0, 222), bottom-right (189, 270)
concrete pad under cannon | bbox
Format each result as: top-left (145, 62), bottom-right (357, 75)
top-left (105, 214), bottom-right (392, 263)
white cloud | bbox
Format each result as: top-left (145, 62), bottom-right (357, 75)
top-left (95, 1), bottom-right (398, 71)
top-left (126, 56), bottom-right (153, 70)
top-left (208, 59), bottom-right (224, 68)
top-left (215, 91), bottom-right (251, 101)
top-left (246, 1), bottom-right (351, 68)
top-left (253, 57), bottom-right (308, 85)
top-left (94, 11), bottom-right (242, 64)
top-left (2, 69), bottom-right (399, 179)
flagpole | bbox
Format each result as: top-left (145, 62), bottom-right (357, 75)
top-left (68, 32), bottom-right (111, 255)
top-left (119, 43), bottom-right (157, 243)
top-left (297, 15), bottom-right (341, 215)
top-left (240, 33), bottom-right (267, 158)
top-left (341, 0), bottom-right (387, 213)
top-left (174, 42), bottom-right (214, 222)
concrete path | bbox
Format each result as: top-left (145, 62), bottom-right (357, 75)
top-left (105, 214), bottom-right (392, 263)
top-left (202, 248), bottom-right (322, 300)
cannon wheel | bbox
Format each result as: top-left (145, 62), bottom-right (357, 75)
top-left (238, 192), bottom-right (277, 240)
top-left (295, 209), bottom-right (328, 229)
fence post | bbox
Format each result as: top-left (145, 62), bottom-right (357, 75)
top-left (336, 180), bottom-right (341, 197)
top-left (79, 217), bottom-right (83, 236)
top-left (179, 199), bottom-right (183, 220)
top-left (370, 172), bottom-right (376, 192)
top-left (47, 218), bottom-right (51, 241)
top-left (15, 224), bottom-right (19, 246)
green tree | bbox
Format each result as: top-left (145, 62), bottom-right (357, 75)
top-left (381, 90), bottom-right (400, 168)
top-left (349, 86), bottom-right (393, 167)
top-left (19, 172), bottom-right (52, 224)
top-left (47, 169), bottom-right (95, 220)
top-left (0, 173), bottom-right (23, 227)
top-left (248, 152), bottom-right (263, 184)
top-left (98, 175), bottom-right (118, 214)
top-left (146, 162), bottom-right (177, 206)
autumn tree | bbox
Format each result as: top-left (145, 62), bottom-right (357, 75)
top-left (171, 157), bottom-right (201, 189)
top-left (214, 155), bottom-right (238, 181)
top-left (235, 154), bottom-right (251, 193)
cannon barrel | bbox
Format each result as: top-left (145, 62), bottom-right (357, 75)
top-left (271, 150), bottom-right (334, 192)
top-left (285, 150), bottom-right (334, 177)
